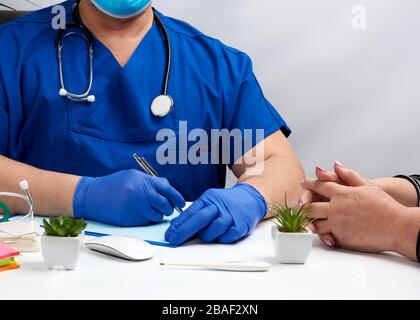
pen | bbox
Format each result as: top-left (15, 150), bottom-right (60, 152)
top-left (133, 153), bottom-right (183, 215)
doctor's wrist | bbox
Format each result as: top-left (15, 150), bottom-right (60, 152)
top-left (73, 176), bottom-right (93, 219)
top-left (234, 183), bottom-right (268, 221)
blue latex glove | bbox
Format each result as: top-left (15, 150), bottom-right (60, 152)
top-left (73, 169), bottom-right (185, 227)
top-left (165, 183), bottom-right (267, 245)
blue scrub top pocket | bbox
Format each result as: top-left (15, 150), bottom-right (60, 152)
top-left (65, 82), bottom-right (181, 143)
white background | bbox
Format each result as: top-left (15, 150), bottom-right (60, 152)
top-left (2, 0), bottom-right (420, 179)
top-left (2, 1), bottom-right (420, 300)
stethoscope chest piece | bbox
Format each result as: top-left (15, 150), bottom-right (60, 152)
top-left (151, 94), bottom-right (173, 117)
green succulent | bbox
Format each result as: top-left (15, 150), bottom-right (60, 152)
top-left (43, 215), bottom-right (87, 237)
top-left (271, 197), bottom-right (314, 233)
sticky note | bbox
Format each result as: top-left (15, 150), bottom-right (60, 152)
top-left (0, 257), bottom-right (14, 268)
top-left (0, 243), bottom-right (20, 260)
top-left (0, 261), bottom-right (19, 272)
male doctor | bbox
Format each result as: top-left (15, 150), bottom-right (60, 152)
top-left (0, 0), bottom-right (303, 245)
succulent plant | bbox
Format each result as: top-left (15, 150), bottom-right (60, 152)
top-left (271, 197), bottom-right (314, 233)
top-left (43, 215), bottom-right (87, 237)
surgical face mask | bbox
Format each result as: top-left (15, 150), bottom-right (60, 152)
top-left (90, 0), bottom-right (152, 19)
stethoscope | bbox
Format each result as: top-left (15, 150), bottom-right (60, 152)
top-left (57, 1), bottom-right (174, 118)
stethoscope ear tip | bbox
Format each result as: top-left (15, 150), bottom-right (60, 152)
top-left (87, 95), bottom-right (96, 103)
top-left (59, 88), bottom-right (68, 96)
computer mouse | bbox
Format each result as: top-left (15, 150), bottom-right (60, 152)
top-left (85, 236), bottom-right (155, 261)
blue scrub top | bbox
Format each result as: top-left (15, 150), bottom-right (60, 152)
top-left (0, 0), bottom-right (291, 201)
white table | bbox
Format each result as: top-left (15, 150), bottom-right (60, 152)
top-left (2, 221), bottom-right (420, 300)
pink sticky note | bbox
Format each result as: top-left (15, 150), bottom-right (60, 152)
top-left (0, 244), bottom-right (20, 260)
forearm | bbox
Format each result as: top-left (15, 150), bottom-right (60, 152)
top-left (238, 154), bottom-right (304, 218)
top-left (393, 207), bottom-right (420, 262)
top-left (373, 177), bottom-right (418, 207)
top-left (0, 156), bottom-right (80, 216)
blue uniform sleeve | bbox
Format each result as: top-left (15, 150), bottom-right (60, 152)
top-left (0, 84), bottom-right (8, 155)
top-left (0, 26), bottom-right (9, 156)
top-left (219, 47), bottom-right (291, 163)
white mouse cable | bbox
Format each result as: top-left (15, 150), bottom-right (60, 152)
top-left (0, 180), bottom-right (34, 222)
top-left (20, 180), bottom-right (34, 222)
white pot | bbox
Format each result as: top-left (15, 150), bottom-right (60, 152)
top-left (41, 233), bottom-right (83, 270)
top-left (271, 225), bottom-right (314, 264)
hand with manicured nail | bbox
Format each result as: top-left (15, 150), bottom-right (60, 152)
top-left (298, 162), bottom-right (345, 247)
top-left (302, 165), bottom-right (407, 253)
top-left (299, 162), bottom-right (343, 205)
top-left (165, 183), bottom-right (267, 245)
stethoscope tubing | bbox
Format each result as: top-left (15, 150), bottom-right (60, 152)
top-left (58, 31), bottom-right (94, 101)
top-left (57, 3), bottom-right (172, 104)
top-left (154, 12), bottom-right (171, 96)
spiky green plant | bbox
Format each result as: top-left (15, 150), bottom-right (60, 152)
top-left (43, 215), bottom-right (87, 237)
top-left (271, 198), bottom-right (314, 233)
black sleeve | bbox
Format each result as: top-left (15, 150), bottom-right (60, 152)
top-left (417, 230), bottom-right (420, 263)
top-left (394, 175), bottom-right (420, 207)
top-left (395, 175), bottom-right (420, 262)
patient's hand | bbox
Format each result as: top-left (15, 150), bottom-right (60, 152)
top-left (298, 162), bottom-right (345, 247)
top-left (302, 165), bottom-right (407, 254)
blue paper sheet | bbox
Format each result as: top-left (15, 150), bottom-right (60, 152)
top-left (33, 203), bottom-right (192, 248)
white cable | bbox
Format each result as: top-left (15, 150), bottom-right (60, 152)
top-left (0, 191), bottom-right (33, 222)
top-left (19, 180), bottom-right (34, 222)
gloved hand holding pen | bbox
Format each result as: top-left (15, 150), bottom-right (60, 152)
top-left (165, 183), bottom-right (267, 245)
top-left (73, 169), bottom-right (185, 227)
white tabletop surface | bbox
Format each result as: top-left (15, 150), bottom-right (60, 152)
top-left (2, 221), bottom-right (420, 300)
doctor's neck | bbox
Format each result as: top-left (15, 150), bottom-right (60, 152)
top-left (79, 0), bottom-right (154, 38)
